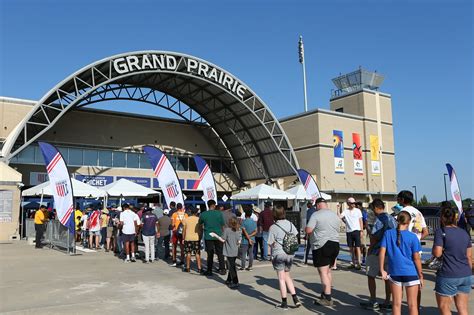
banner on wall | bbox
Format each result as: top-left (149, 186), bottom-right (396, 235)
top-left (370, 135), bottom-right (381, 175)
top-left (446, 163), bottom-right (463, 219)
top-left (333, 130), bottom-right (344, 174)
top-left (38, 142), bottom-right (75, 232)
top-left (297, 169), bottom-right (322, 204)
top-left (143, 146), bottom-right (184, 208)
top-left (194, 155), bottom-right (217, 209)
top-left (352, 133), bottom-right (363, 175)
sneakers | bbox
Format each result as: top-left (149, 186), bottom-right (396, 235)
top-left (293, 299), bottom-right (302, 308)
top-left (130, 257), bottom-right (136, 262)
top-left (314, 295), bottom-right (333, 307)
top-left (245, 267), bottom-right (253, 271)
top-left (124, 258), bottom-right (131, 263)
top-left (360, 301), bottom-right (380, 311)
top-left (170, 261), bottom-right (177, 267)
top-left (348, 263), bottom-right (355, 269)
top-left (355, 264), bottom-right (362, 270)
top-left (239, 267), bottom-right (245, 271)
top-left (228, 283), bottom-right (239, 289)
top-left (379, 303), bottom-right (392, 310)
top-left (219, 269), bottom-right (227, 275)
top-left (275, 303), bottom-right (289, 310)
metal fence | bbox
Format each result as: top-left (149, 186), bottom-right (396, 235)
top-left (25, 219), bottom-right (75, 253)
top-left (425, 217), bottom-right (440, 238)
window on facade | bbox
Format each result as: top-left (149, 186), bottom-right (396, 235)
top-left (139, 154), bottom-right (150, 169)
top-left (188, 157), bottom-right (197, 172)
top-left (335, 107), bottom-right (344, 113)
top-left (83, 149), bottom-right (98, 166)
top-left (69, 148), bottom-right (83, 166)
top-left (17, 146), bottom-right (36, 164)
top-left (34, 145), bottom-right (43, 164)
top-left (176, 156), bottom-right (188, 171)
top-left (99, 150), bottom-right (112, 167)
top-left (113, 151), bottom-right (126, 167)
top-left (127, 153), bottom-right (140, 168)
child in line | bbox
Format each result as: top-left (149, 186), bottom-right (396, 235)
top-left (211, 217), bottom-right (241, 288)
top-left (379, 211), bottom-right (423, 315)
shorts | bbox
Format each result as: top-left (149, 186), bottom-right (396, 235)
top-left (106, 227), bottom-right (114, 238)
top-left (366, 254), bottom-right (388, 278)
top-left (90, 230), bottom-right (101, 236)
top-left (171, 231), bottom-right (183, 244)
top-left (272, 254), bottom-right (293, 272)
top-left (389, 275), bottom-right (420, 287)
top-left (184, 241), bottom-right (200, 255)
top-left (122, 233), bottom-right (136, 242)
top-left (435, 275), bottom-right (472, 297)
top-left (346, 230), bottom-right (361, 248)
top-left (313, 241), bottom-right (340, 268)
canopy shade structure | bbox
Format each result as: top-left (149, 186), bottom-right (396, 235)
top-left (230, 183), bottom-right (295, 200)
top-left (285, 184), bottom-right (332, 201)
top-left (99, 178), bottom-right (160, 197)
top-left (22, 178), bottom-right (106, 198)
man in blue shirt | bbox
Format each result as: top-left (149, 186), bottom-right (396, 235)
top-left (304, 202), bottom-right (316, 265)
top-left (240, 206), bottom-right (257, 271)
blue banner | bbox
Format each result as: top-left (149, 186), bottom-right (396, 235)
top-left (75, 175), bottom-right (114, 187)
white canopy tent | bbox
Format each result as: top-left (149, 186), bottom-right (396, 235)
top-left (22, 178), bottom-right (106, 198)
top-left (231, 184), bottom-right (295, 201)
top-left (99, 178), bottom-right (160, 197)
top-left (285, 184), bottom-right (332, 201)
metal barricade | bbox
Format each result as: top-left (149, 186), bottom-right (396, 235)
top-left (425, 217), bottom-right (440, 238)
top-left (25, 218), bottom-right (74, 253)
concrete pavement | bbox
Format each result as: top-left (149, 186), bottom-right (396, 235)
top-left (0, 241), bottom-right (467, 314)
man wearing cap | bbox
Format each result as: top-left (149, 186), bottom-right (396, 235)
top-left (141, 207), bottom-right (158, 263)
top-left (305, 198), bottom-right (340, 307)
top-left (304, 201), bottom-right (316, 265)
top-left (156, 209), bottom-right (172, 261)
top-left (34, 205), bottom-right (48, 248)
top-left (257, 201), bottom-right (275, 260)
top-left (341, 197), bottom-right (363, 270)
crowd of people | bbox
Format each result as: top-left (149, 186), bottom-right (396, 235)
top-left (34, 190), bottom-right (472, 314)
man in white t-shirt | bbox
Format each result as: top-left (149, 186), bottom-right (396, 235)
top-left (119, 203), bottom-right (141, 263)
top-left (341, 197), bottom-right (363, 269)
top-left (397, 190), bottom-right (428, 310)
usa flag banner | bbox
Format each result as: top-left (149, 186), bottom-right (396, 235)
top-left (143, 146), bottom-right (184, 208)
top-left (194, 155), bottom-right (217, 209)
top-left (446, 163), bottom-right (463, 219)
top-left (38, 142), bottom-right (75, 232)
top-left (297, 169), bottom-right (322, 205)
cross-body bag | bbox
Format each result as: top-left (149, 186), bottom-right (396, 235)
top-left (275, 222), bottom-right (299, 255)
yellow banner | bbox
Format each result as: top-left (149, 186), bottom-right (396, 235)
top-left (370, 135), bottom-right (379, 161)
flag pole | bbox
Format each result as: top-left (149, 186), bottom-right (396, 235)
top-left (299, 35), bottom-right (308, 112)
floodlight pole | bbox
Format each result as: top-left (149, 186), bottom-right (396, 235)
top-left (299, 36), bottom-right (308, 112)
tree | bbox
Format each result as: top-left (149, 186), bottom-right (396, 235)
top-left (418, 195), bottom-right (429, 206)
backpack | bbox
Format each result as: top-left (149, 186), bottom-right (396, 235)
top-left (275, 222), bottom-right (299, 255)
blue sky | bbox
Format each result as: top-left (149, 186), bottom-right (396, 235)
top-left (1, 0), bottom-right (472, 201)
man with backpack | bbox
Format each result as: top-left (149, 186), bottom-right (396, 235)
top-left (305, 197), bottom-right (340, 307)
top-left (170, 203), bottom-right (188, 267)
top-left (359, 199), bottom-right (397, 311)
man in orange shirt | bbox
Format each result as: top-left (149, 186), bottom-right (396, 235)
top-left (170, 203), bottom-right (188, 267)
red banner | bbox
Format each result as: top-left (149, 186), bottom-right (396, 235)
top-left (352, 133), bottom-right (363, 175)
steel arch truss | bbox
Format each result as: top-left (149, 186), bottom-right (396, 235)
top-left (1, 51), bottom-right (299, 182)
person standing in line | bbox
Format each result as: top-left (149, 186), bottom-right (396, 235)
top-left (213, 217), bottom-right (241, 288)
top-left (304, 201), bottom-right (316, 265)
top-left (268, 205), bottom-right (302, 310)
top-left (240, 205), bottom-right (257, 271)
top-left (170, 203), bottom-right (188, 266)
top-left (74, 207), bottom-right (82, 242)
top-left (253, 207), bottom-right (264, 260)
top-left (99, 208), bottom-right (109, 249)
top-left (305, 198), bottom-right (340, 307)
top-left (119, 203), bottom-right (141, 263)
top-left (88, 208), bottom-right (101, 250)
top-left (359, 199), bottom-right (397, 311)
top-left (183, 207), bottom-right (202, 273)
top-left (221, 205), bottom-right (236, 227)
top-left (34, 205), bottom-right (48, 249)
top-left (258, 201), bottom-right (275, 261)
top-left (397, 190), bottom-right (428, 309)
top-left (168, 201), bottom-right (177, 218)
top-left (141, 207), bottom-right (158, 263)
top-left (357, 201), bottom-right (368, 265)
top-left (341, 197), bottom-right (363, 269)
top-left (156, 209), bottom-right (172, 261)
top-left (199, 199), bottom-right (226, 276)
top-left (379, 211), bottom-right (423, 315)
top-left (80, 209), bottom-right (89, 248)
top-left (239, 204), bottom-right (258, 222)
top-left (432, 204), bottom-right (472, 315)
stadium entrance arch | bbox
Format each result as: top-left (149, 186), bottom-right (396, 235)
top-left (1, 51), bottom-right (299, 183)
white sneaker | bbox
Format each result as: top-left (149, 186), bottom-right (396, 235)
top-left (124, 258), bottom-right (131, 263)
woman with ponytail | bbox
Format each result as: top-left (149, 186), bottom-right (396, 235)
top-left (432, 203), bottom-right (472, 315)
top-left (379, 211), bottom-right (423, 315)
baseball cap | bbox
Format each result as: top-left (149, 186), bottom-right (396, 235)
top-left (315, 197), bottom-right (327, 205)
top-left (163, 209), bottom-right (170, 215)
top-left (347, 197), bottom-right (356, 204)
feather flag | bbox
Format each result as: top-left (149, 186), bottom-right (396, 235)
top-left (446, 163), bottom-right (463, 219)
top-left (194, 155), bottom-right (217, 209)
top-left (297, 169), bottom-right (322, 204)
